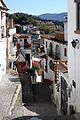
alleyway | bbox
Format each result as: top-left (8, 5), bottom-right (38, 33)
top-left (5, 83), bottom-right (70, 120)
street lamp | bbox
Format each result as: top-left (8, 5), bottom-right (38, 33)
top-left (71, 39), bottom-right (79, 48)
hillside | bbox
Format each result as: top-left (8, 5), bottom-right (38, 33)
top-left (39, 12), bottom-right (67, 22)
top-left (9, 12), bottom-right (64, 34)
top-left (9, 12), bottom-right (40, 25)
top-left (9, 12), bottom-right (64, 26)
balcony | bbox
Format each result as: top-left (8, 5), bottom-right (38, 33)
top-left (9, 28), bottom-right (16, 35)
top-left (16, 42), bottom-right (31, 49)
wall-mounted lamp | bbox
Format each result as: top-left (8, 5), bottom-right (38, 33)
top-left (71, 39), bottom-right (79, 49)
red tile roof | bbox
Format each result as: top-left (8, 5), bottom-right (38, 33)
top-left (14, 33), bottom-right (29, 39)
top-left (55, 33), bottom-right (64, 40)
top-left (41, 34), bottom-right (55, 40)
top-left (41, 33), bottom-right (64, 41)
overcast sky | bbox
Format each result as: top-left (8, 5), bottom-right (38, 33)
top-left (4, 0), bottom-right (67, 15)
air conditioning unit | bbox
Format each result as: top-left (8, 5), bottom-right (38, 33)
top-left (70, 114), bottom-right (80, 120)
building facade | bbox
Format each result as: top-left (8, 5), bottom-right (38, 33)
top-left (68, 0), bottom-right (80, 114)
top-left (40, 32), bottom-right (68, 115)
top-left (0, 0), bottom-right (8, 81)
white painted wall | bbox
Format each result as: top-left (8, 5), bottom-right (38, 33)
top-left (0, 38), bottom-right (6, 81)
top-left (9, 28), bottom-right (16, 35)
top-left (18, 49), bottom-right (31, 62)
top-left (18, 38), bottom-right (24, 47)
top-left (44, 39), bottom-right (67, 61)
top-left (68, 0), bottom-right (80, 113)
top-left (0, 10), bottom-right (7, 81)
top-left (35, 70), bottom-right (42, 83)
top-left (44, 38), bottom-right (67, 81)
top-left (53, 41), bottom-right (67, 61)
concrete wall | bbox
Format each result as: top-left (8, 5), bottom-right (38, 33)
top-left (68, 0), bottom-right (80, 113)
top-left (0, 38), bottom-right (6, 81)
top-left (0, 11), bottom-right (7, 81)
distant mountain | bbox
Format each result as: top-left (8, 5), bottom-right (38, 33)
top-left (39, 12), bottom-right (67, 22)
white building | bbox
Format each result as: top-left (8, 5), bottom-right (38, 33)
top-left (14, 34), bottom-right (32, 70)
top-left (6, 16), bottom-right (16, 69)
top-left (68, 0), bottom-right (80, 114)
top-left (0, 0), bottom-right (8, 81)
top-left (41, 31), bottom-right (68, 115)
top-left (42, 34), bottom-right (67, 82)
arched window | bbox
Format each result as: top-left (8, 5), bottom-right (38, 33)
top-left (49, 42), bottom-right (53, 56)
top-left (55, 45), bottom-right (61, 60)
top-left (49, 60), bottom-right (55, 71)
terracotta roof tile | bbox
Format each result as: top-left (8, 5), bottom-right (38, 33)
top-left (14, 33), bottom-right (29, 39)
top-left (41, 33), bottom-right (64, 41)
top-left (55, 33), bottom-right (64, 40)
top-left (41, 34), bottom-right (55, 40)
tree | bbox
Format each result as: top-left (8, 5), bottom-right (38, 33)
top-left (39, 24), bottom-right (54, 34)
top-left (16, 25), bottom-right (22, 33)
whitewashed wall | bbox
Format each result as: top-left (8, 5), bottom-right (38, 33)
top-left (0, 11), bottom-right (7, 81)
top-left (68, 0), bottom-right (80, 113)
top-left (18, 38), bottom-right (24, 47)
top-left (0, 38), bottom-right (6, 81)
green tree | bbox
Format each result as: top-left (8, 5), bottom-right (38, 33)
top-left (39, 24), bottom-right (54, 34)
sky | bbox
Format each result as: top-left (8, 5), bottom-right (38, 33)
top-left (4, 0), bottom-right (67, 15)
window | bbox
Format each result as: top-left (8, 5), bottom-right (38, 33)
top-left (45, 59), bottom-right (48, 72)
top-left (74, 0), bottom-right (80, 30)
top-left (25, 54), bottom-right (30, 66)
top-left (24, 39), bottom-right (27, 44)
top-left (77, 3), bottom-right (80, 30)
top-left (49, 60), bottom-right (55, 71)
top-left (46, 41), bottom-right (47, 47)
top-left (1, 26), bottom-right (4, 38)
top-left (64, 48), bottom-right (67, 57)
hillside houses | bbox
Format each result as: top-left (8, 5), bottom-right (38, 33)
top-left (1, 0), bottom-right (80, 118)
top-left (14, 34), bottom-right (31, 68)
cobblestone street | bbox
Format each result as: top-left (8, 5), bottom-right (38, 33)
top-left (5, 83), bottom-right (70, 120)
top-left (0, 70), bottom-right (21, 119)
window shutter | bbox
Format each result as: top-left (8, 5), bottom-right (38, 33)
top-left (74, 0), bottom-right (80, 3)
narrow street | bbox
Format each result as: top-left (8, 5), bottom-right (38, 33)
top-left (5, 83), bottom-right (70, 120)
